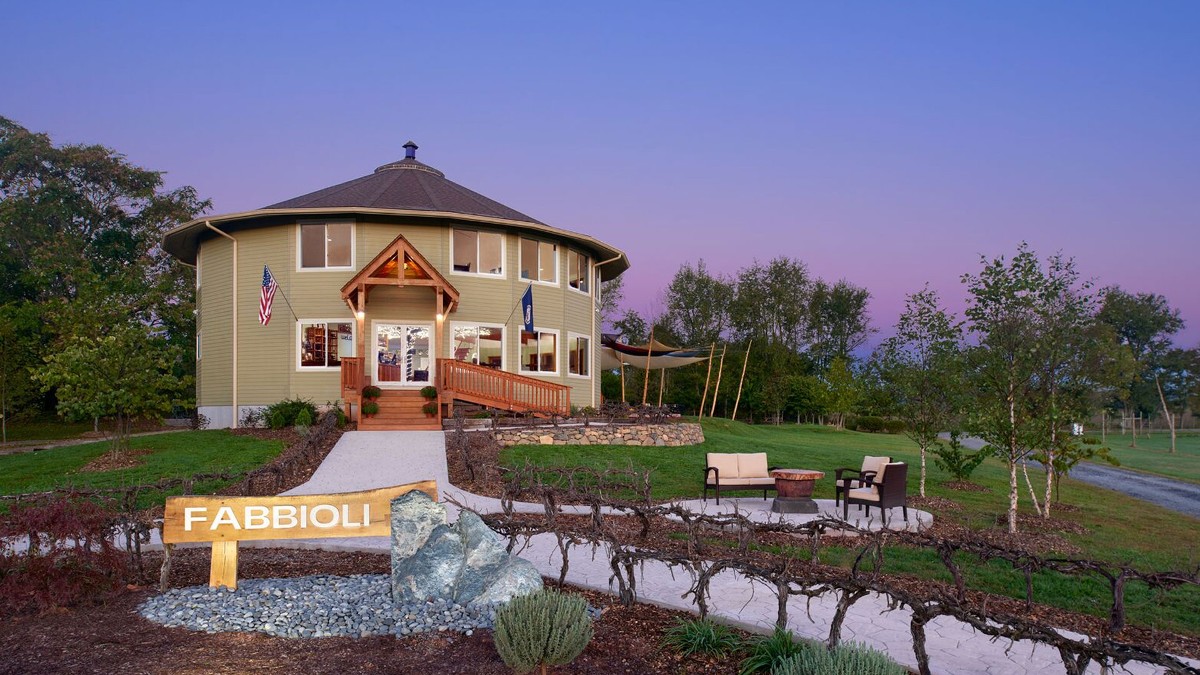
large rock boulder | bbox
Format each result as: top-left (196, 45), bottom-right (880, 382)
top-left (389, 491), bottom-right (542, 605)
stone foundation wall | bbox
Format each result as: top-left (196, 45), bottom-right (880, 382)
top-left (489, 423), bottom-right (704, 447)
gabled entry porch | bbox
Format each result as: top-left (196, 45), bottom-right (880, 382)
top-left (337, 234), bottom-right (570, 430)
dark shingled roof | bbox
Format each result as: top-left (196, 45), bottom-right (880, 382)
top-left (264, 144), bottom-right (543, 225)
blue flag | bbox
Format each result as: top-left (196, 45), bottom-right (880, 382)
top-left (521, 285), bottom-right (534, 333)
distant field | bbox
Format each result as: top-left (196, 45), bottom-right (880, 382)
top-left (1086, 430), bottom-right (1200, 484)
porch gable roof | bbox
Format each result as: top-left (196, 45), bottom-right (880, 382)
top-left (340, 233), bottom-right (460, 313)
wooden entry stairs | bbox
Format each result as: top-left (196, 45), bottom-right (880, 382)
top-left (341, 356), bottom-right (570, 431)
top-left (358, 389), bottom-right (441, 431)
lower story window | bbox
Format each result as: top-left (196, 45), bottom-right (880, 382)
top-left (452, 324), bottom-right (504, 368)
top-left (300, 321), bottom-right (354, 368)
top-left (568, 335), bottom-right (590, 376)
top-left (520, 329), bottom-right (557, 374)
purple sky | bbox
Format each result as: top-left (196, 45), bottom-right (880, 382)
top-left (4, 3), bottom-right (1198, 348)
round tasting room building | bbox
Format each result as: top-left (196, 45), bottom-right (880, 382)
top-left (162, 142), bottom-right (630, 429)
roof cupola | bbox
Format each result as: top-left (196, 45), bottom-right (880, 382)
top-left (403, 140), bottom-right (418, 160)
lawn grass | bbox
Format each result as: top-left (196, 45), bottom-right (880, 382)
top-left (1085, 430), bottom-right (1200, 484)
top-left (0, 431), bottom-right (286, 509)
top-left (503, 418), bottom-right (1200, 636)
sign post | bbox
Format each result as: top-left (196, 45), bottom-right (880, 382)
top-left (162, 480), bottom-right (437, 589)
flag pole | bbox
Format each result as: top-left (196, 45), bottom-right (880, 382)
top-left (642, 327), bottom-right (654, 405)
top-left (698, 343), bottom-right (715, 419)
top-left (265, 265), bottom-right (299, 321)
top-left (731, 340), bottom-right (752, 422)
top-left (708, 344), bottom-right (727, 417)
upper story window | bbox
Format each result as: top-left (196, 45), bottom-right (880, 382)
top-left (520, 238), bottom-right (557, 284)
top-left (567, 250), bottom-right (590, 294)
top-left (299, 221), bottom-right (354, 269)
top-left (452, 229), bottom-right (504, 276)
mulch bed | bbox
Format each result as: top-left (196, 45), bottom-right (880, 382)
top-left (77, 449), bottom-right (154, 473)
top-left (0, 548), bottom-right (751, 675)
top-left (944, 480), bottom-right (991, 493)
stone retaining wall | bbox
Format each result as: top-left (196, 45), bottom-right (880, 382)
top-left (489, 423), bottom-right (704, 447)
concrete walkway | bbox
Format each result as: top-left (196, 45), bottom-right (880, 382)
top-left (221, 432), bottom-right (1197, 674)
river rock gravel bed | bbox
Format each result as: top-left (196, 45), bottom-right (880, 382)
top-left (140, 574), bottom-right (504, 638)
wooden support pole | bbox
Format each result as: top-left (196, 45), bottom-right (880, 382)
top-left (209, 540), bottom-right (239, 590)
top-left (657, 368), bottom-right (665, 407)
top-left (620, 362), bottom-right (626, 403)
top-left (709, 345), bottom-right (727, 418)
top-left (698, 343), bottom-right (716, 420)
top-left (642, 328), bottom-right (654, 405)
top-left (731, 340), bottom-right (752, 422)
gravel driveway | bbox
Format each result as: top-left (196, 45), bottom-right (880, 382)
top-left (950, 435), bottom-right (1200, 519)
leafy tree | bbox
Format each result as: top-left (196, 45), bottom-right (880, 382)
top-left (663, 259), bottom-right (733, 347)
top-left (821, 356), bottom-right (859, 430)
top-left (0, 117), bottom-right (208, 418)
top-left (875, 286), bottom-right (964, 496)
top-left (1153, 347), bottom-right (1200, 453)
top-left (33, 323), bottom-right (189, 455)
top-left (809, 279), bottom-right (875, 370)
top-left (961, 244), bottom-right (1089, 533)
top-left (729, 257), bottom-right (813, 350)
top-left (598, 275), bottom-right (625, 331)
top-left (1097, 288), bottom-right (1185, 445)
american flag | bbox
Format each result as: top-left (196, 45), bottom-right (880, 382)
top-left (259, 265), bottom-right (279, 326)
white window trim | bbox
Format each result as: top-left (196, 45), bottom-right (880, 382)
top-left (567, 250), bottom-right (591, 296)
top-left (448, 228), bottom-right (506, 279)
top-left (196, 329), bottom-right (201, 361)
top-left (567, 331), bottom-right (591, 379)
top-left (296, 319), bottom-right (356, 371)
top-left (296, 220), bottom-right (356, 272)
top-left (518, 237), bottom-right (560, 287)
top-left (449, 321), bottom-right (507, 371)
top-left (519, 326), bottom-right (560, 376)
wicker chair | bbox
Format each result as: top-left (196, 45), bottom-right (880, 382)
top-left (834, 455), bottom-right (891, 506)
top-left (842, 462), bottom-right (909, 525)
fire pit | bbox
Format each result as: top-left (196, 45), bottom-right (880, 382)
top-left (769, 469), bottom-right (825, 514)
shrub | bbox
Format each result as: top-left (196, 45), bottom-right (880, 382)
top-left (361, 385), bottom-right (382, 400)
top-left (324, 400), bottom-right (349, 427)
top-left (420, 385), bottom-right (438, 399)
top-left (882, 419), bottom-right (907, 434)
top-left (740, 627), bottom-right (806, 674)
top-left (493, 589), bottom-right (594, 674)
top-left (0, 494), bottom-right (131, 614)
top-left (190, 412), bottom-right (210, 430)
top-left (663, 617), bottom-right (741, 657)
top-left (263, 398), bottom-right (319, 429)
top-left (294, 407), bottom-right (315, 427)
top-left (931, 431), bottom-right (988, 481)
top-left (771, 641), bottom-right (906, 675)
top-left (239, 407), bottom-right (265, 428)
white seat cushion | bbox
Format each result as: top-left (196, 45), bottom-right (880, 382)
top-left (848, 487), bottom-right (880, 501)
top-left (862, 455), bottom-right (890, 478)
top-left (738, 453), bottom-right (770, 478)
top-left (707, 453), bottom-right (739, 478)
top-left (718, 477), bottom-right (775, 487)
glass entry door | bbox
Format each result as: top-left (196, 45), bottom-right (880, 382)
top-left (374, 322), bottom-right (433, 387)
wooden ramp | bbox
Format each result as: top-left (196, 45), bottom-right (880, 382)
top-left (358, 390), bottom-right (441, 431)
top-left (437, 359), bottom-right (570, 416)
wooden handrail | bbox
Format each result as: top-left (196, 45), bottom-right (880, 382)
top-left (341, 357), bottom-right (364, 394)
top-left (437, 358), bottom-right (570, 415)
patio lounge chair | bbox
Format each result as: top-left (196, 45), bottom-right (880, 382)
top-left (834, 455), bottom-right (891, 506)
top-left (842, 461), bottom-right (909, 525)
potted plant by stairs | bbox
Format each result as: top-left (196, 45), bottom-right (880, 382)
top-left (362, 385), bottom-right (382, 401)
top-left (421, 401), bottom-right (438, 418)
top-left (419, 385), bottom-right (438, 400)
top-left (361, 401), bottom-right (379, 419)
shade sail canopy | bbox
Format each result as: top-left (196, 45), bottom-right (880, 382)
top-left (600, 335), bottom-right (710, 370)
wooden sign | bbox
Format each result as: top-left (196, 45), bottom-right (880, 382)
top-left (162, 481), bottom-right (437, 589)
